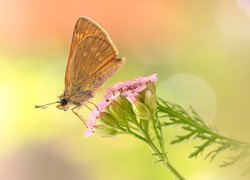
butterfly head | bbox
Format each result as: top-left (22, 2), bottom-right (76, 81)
top-left (56, 98), bottom-right (69, 111)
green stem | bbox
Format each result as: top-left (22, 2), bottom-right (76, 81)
top-left (132, 114), bottom-right (185, 180)
top-left (145, 132), bottom-right (185, 180)
top-left (152, 115), bottom-right (185, 180)
top-left (127, 101), bottom-right (185, 179)
top-left (128, 130), bottom-right (148, 143)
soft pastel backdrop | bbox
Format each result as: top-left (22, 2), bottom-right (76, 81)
top-left (1, 0), bottom-right (250, 179)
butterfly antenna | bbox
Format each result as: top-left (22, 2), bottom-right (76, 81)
top-left (35, 101), bottom-right (60, 109)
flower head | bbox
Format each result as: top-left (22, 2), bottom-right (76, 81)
top-left (84, 74), bottom-right (158, 137)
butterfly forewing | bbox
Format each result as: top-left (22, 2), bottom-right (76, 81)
top-left (65, 17), bottom-right (112, 86)
top-left (65, 35), bottom-right (124, 103)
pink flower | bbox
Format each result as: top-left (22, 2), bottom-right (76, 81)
top-left (87, 110), bottom-right (100, 127)
top-left (84, 128), bottom-right (94, 137)
top-left (134, 84), bottom-right (147, 92)
top-left (84, 74), bottom-right (158, 137)
top-left (106, 82), bottom-right (124, 92)
top-left (135, 74), bottom-right (157, 83)
top-left (121, 91), bottom-right (137, 103)
top-left (97, 100), bottom-right (111, 112)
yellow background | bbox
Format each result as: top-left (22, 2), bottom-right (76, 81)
top-left (1, 0), bottom-right (250, 179)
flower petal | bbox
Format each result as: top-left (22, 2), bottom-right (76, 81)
top-left (125, 95), bottom-right (137, 104)
top-left (97, 100), bottom-right (112, 112)
top-left (84, 128), bottom-right (94, 138)
top-left (135, 74), bottom-right (158, 83)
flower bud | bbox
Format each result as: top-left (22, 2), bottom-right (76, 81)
top-left (146, 83), bottom-right (156, 95)
top-left (144, 90), bottom-right (157, 114)
top-left (95, 125), bottom-right (119, 137)
top-left (132, 101), bottom-right (151, 120)
top-left (99, 112), bottom-right (118, 128)
top-left (107, 102), bottom-right (122, 118)
top-left (116, 96), bottom-right (132, 110)
top-left (107, 101), bottom-right (126, 127)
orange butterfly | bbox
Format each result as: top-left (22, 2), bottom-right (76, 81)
top-left (36, 17), bottom-right (125, 125)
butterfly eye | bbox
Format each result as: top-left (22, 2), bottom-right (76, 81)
top-left (60, 98), bottom-right (68, 106)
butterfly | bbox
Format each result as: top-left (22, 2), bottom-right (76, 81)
top-left (35, 16), bottom-right (125, 126)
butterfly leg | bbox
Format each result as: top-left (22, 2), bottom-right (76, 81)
top-left (71, 105), bottom-right (87, 127)
top-left (86, 100), bottom-right (98, 111)
top-left (83, 103), bottom-right (93, 111)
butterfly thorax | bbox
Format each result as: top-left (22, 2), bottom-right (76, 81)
top-left (56, 89), bottom-right (94, 111)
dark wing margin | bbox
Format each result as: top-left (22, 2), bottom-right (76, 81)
top-left (65, 35), bottom-right (125, 100)
top-left (65, 16), bottom-right (112, 85)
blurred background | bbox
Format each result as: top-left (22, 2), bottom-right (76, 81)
top-left (1, 0), bottom-right (250, 179)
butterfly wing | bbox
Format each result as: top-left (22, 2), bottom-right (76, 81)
top-left (65, 16), bottom-right (111, 86)
top-left (65, 35), bottom-right (125, 103)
